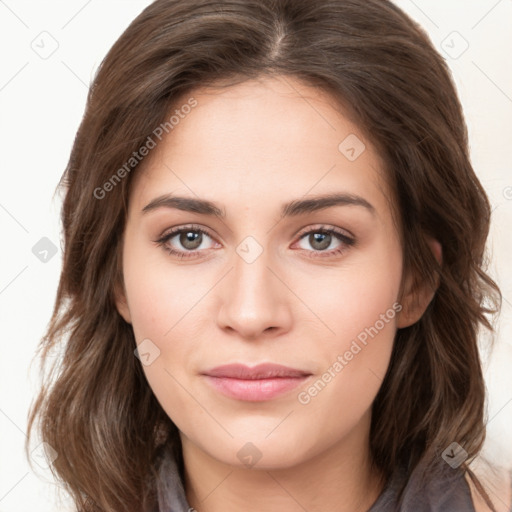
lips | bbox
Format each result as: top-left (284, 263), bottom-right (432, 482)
top-left (202, 363), bottom-right (311, 379)
top-left (201, 363), bottom-right (312, 401)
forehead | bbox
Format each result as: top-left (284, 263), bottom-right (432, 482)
top-left (128, 75), bottom-right (393, 220)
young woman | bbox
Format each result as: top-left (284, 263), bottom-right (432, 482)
top-left (26, 0), bottom-right (505, 510)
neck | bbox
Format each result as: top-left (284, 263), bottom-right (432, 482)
top-left (181, 413), bottom-right (385, 512)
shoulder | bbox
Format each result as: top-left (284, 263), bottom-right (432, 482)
top-left (465, 466), bottom-right (512, 512)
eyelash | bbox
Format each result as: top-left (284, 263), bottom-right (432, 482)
top-left (154, 224), bottom-right (356, 260)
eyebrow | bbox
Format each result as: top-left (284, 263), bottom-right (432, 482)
top-left (141, 192), bottom-right (376, 218)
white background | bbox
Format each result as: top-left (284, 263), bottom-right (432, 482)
top-left (0, 0), bottom-right (511, 510)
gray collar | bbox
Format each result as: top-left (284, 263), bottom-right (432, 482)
top-left (155, 448), bottom-right (475, 512)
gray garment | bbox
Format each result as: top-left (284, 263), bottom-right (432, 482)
top-left (367, 461), bottom-right (475, 511)
top-left (155, 448), bottom-right (476, 512)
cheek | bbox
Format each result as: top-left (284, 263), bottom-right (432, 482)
top-left (293, 241), bottom-right (401, 413)
top-left (122, 237), bottom-right (203, 342)
top-left (298, 239), bottom-right (402, 352)
top-left (122, 246), bottom-right (203, 432)
top-left (121, 239), bottom-right (209, 410)
top-left (294, 290), bottom-right (399, 446)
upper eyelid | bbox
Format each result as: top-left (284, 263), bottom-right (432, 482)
top-left (295, 224), bottom-right (354, 240)
top-left (159, 224), bottom-right (215, 240)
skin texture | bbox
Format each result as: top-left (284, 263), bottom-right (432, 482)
top-left (116, 75), bottom-right (439, 512)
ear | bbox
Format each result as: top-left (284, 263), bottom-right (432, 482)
top-left (114, 280), bottom-right (132, 324)
top-left (396, 237), bottom-right (442, 329)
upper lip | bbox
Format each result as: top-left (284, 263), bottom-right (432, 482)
top-left (202, 363), bottom-right (312, 380)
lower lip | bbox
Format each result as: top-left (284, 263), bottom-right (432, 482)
top-left (203, 375), bottom-right (310, 401)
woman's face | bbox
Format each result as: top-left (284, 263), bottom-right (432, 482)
top-left (116, 75), bottom-right (407, 469)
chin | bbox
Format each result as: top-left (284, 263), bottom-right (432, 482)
top-left (208, 433), bottom-right (313, 470)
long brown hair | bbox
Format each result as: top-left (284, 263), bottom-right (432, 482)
top-left (26, 0), bottom-right (502, 510)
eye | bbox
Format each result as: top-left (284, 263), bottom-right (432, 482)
top-left (293, 225), bottom-right (355, 258)
top-left (154, 224), bottom-right (356, 260)
top-left (154, 224), bottom-right (218, 259)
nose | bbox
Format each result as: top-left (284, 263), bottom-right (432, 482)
top-left (216, 246), bottom-right (293, 340)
